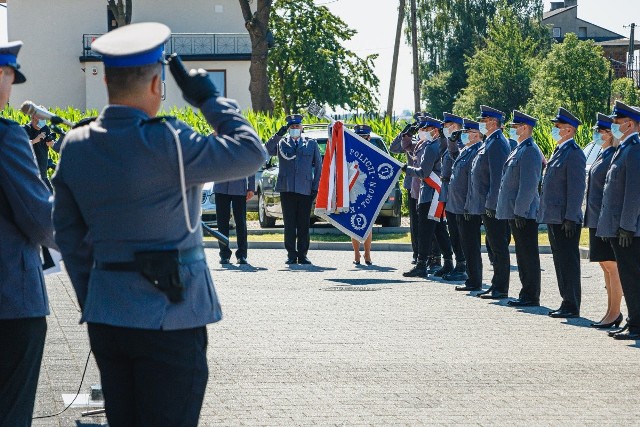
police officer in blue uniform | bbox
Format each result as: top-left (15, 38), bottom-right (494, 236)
top-left (597, 101), bottom-right (640, 339)
top-left (451, 119), bottom-right (484, 292)
top-left (497, 111), bottom-right (543, 307)
top-left (538, 107), bottom-right (586, 318)
top-left (0, 41), bottom-right (58, 426)
top-left (52, 23), bottom-right (267, 427)
top-left (215, 173), bottom-right (255, 264)
top-left (439, 112), bottom-right (467, 281)
top-left (466, 106), bottom-right (511, 299)
top-left (265, 114), bottom-right (322, 264)
top-left (390, 112), bottom-right (427, 264)
top-left (403, 116), bottom-right (452, 277)
top-left (586, 113), bottom-right (623, 329)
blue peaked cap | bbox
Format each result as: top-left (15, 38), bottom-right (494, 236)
top-left (0, 41), bottom-right (26, 84)
top-left (91, 22), bottom-right (170, 67)
top-left (509, 110), bottom-right (537, 127)
top-left (611, 100), bottom-right (640, 122)
top-left (463, 118), bottom-right (479, 130)
top-left (594, 113), bottom-right (613, 130)
top-left (443, 112), bottom-right (464, 125)
top-left (353, 124), bottom-right (371, 135)
top-left (551, 107), bottom-right (582, 128)
top-left (478, 105), bottom-right (505, 122)
top-left (420, 116), bottom-right (443, 129)
top-left (285, 114), bottom-right (303, 125)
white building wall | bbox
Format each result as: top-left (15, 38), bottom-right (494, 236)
top-left (7, 0), bottom-right (251, 111)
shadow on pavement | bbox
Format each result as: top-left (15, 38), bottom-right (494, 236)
top-left (215, 264), bottom-right (268, 272)
top-left (325, 278), bottom-right (409, 286)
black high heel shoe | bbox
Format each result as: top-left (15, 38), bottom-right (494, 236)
top-left (590, 313), bottom-right (623, 329)
top-left (608, 321), bottom-right (629, 337)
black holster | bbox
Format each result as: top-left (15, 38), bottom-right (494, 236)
top-left (134, 250), bottom-right (185, 303)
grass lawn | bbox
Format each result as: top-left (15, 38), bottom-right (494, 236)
top-left (206, 228), bottom-right (591, 246)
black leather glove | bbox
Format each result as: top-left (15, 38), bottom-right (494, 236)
top-left (561, 219), bottom-right (577, 239)
top-left (600, 236), bottom-right (610, 243)
top-left (276, 124), bottom-right (289, 137)
top-left (464, 210), bottom-right (471, 222)
top-left (401, 163), bottom-right (408, 172)
top-left (618, 227), bottom-right (634, 248)
top-left (400, 123), bottom-right (412, 135)
top-left (513, 215), bottom-right (526, 230)
top-left (484, 208), bottom-right (496, 219)
top-left (310, 189), bottom-right (318, 200)
top-left (404, 124), bottom-right (420, 137)
top-left (168, 53), bottom-right (219, 108)
top-left (450, 130), bottom-right (462, 143)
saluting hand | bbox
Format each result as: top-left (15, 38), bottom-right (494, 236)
top-left (276, 124), bottom-right (290, 137)
top-left (168, 53), bottom-right (219, 108)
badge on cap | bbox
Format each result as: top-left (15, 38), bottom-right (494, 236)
top-left (91, 22), bottom-right (171, 67)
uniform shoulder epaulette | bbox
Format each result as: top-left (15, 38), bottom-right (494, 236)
top-left (142, 115), bottom-right (177, 125)
top-left (72, 116), bottom-right (97, 129)
top-left (524, 139), bottom-right (533, 146)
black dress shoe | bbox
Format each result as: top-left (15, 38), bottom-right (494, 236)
top-left (443, 270), bottom-right (468, 282)
top-left (455, 285), bottom-right (482, 292)
top-left (507, 298), bottom-right (540, 307)
top-left (549, 310), bottom-right (579, 318)
top-left (475, 287), bottom-right (493, 297)
top-left (479, 292), bottom-right (509, 300)
top-left (411, 257), bottom-right (418, 265)
top-left (609, 323), bottom-right (629, 337)
top-left (220, 258), bottom-right (230, 264)
top-left (236, 257), bottom-right (248, 265)
top-left (285, 257), bottom-right (297, 264)
top-left (612, 331), bottom-right (640, 340)
top-left (548, 307), bottom-right (563, 315)
top-left (298, 257), bottom-right (312, 264)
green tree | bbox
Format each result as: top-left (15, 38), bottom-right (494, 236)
top-left (411, 0), bottom-right (549, 114)
top-left (527, 33), bottom-right (611, 122)
top-left (611, 77), bottom-right (640, 106)
top-left (453, 5), bottom-right (542, 117)
top-left (269, 0), bottom-right (379, 114)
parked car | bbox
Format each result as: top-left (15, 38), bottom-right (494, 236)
top-left (201, 182), bottom-right (235, 229)
top-left (257, 124), bottom-right (403, 228)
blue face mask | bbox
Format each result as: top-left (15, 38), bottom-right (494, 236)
top-left (443, 127), bottom-right (452, 139)
top-left (509, 128), bottom-right (518, 141)
top-left (593, 131), bottom-right (605, 146)
top-left (37, 119), bottom-right (46, 128)
top-left (551, 127), bottom-right (562, 142)
top-left (611, 123), bottom-right (624, 140)
top-left (289, 128), bottom-right (301, 139)
top-left (461, 133), bottom-right (470, 144)
top-left (478, 122), bottom-right (488, 136)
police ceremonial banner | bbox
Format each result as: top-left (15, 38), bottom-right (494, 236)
top-left (315, 121), bottom-right (403, 242)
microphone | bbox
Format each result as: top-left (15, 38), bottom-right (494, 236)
top-left (20, 100), bottom-right (74, 127)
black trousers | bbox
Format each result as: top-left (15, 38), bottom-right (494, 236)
top-left (416, 202), bottom-right (437, 262)
top-left (446, 212), bottom-right (465, 263)
top-left (458, 214), bottom-right (483, 288)
top-left (611, 237), bottom-right (640, 333)
top-left (510, 219), bottom-right (541, 302)
top-left (215, 193), bottom-right (248, 259)
top-left (482, 215), bottom-right (511, 293)
top-left (434, 220), bottom-right (453, 260)
top-left (547, 223), bottom-right (582, 312)
top-left (280, 192), bottom-right (313, 259)
top-left (88, 323), bottom-right (208, 427)
top-left (408, 196), bottom-right (419, 259)
top-left (0, 317), bottom-right (47, 427)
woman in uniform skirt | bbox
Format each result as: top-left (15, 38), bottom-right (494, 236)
top-left (585, 113), bottom-right (624, 328)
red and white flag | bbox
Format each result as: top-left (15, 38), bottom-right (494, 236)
top-left (315, 121), bottom-right (350, 214)
top-left (424, 173), bottom-right (446, 221)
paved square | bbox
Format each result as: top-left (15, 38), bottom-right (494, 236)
top-left (33, 249), bottom-right (640, 426)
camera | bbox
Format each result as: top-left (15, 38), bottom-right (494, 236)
top-left (41, 132), bottom-right (55, 143)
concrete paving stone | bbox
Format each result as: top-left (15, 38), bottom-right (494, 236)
top-left (30, 249), bottom-right (640, 426)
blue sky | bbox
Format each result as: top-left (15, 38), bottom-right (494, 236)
top-left (1, 1), bottom-right (637, 112)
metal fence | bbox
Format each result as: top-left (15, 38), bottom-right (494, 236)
top-left (609, 55), bottom-right (640, 87)
top-left (82, 33), bottom-right (251, 58)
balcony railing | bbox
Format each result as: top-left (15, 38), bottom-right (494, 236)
top-left (82, 33), bottom-right (252, 59)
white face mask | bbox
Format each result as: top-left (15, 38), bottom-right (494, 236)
top-left (478, 122), bottom-right (488, 136)
top-left (289, 128), bottom-right (301, 139)
top-left (443, 127), bottom-right (452, 139)
top-left (418, 130), bottom-right (429, 141)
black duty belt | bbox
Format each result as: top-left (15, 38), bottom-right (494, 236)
top-left (95, 246), bottom-right (205, 272)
